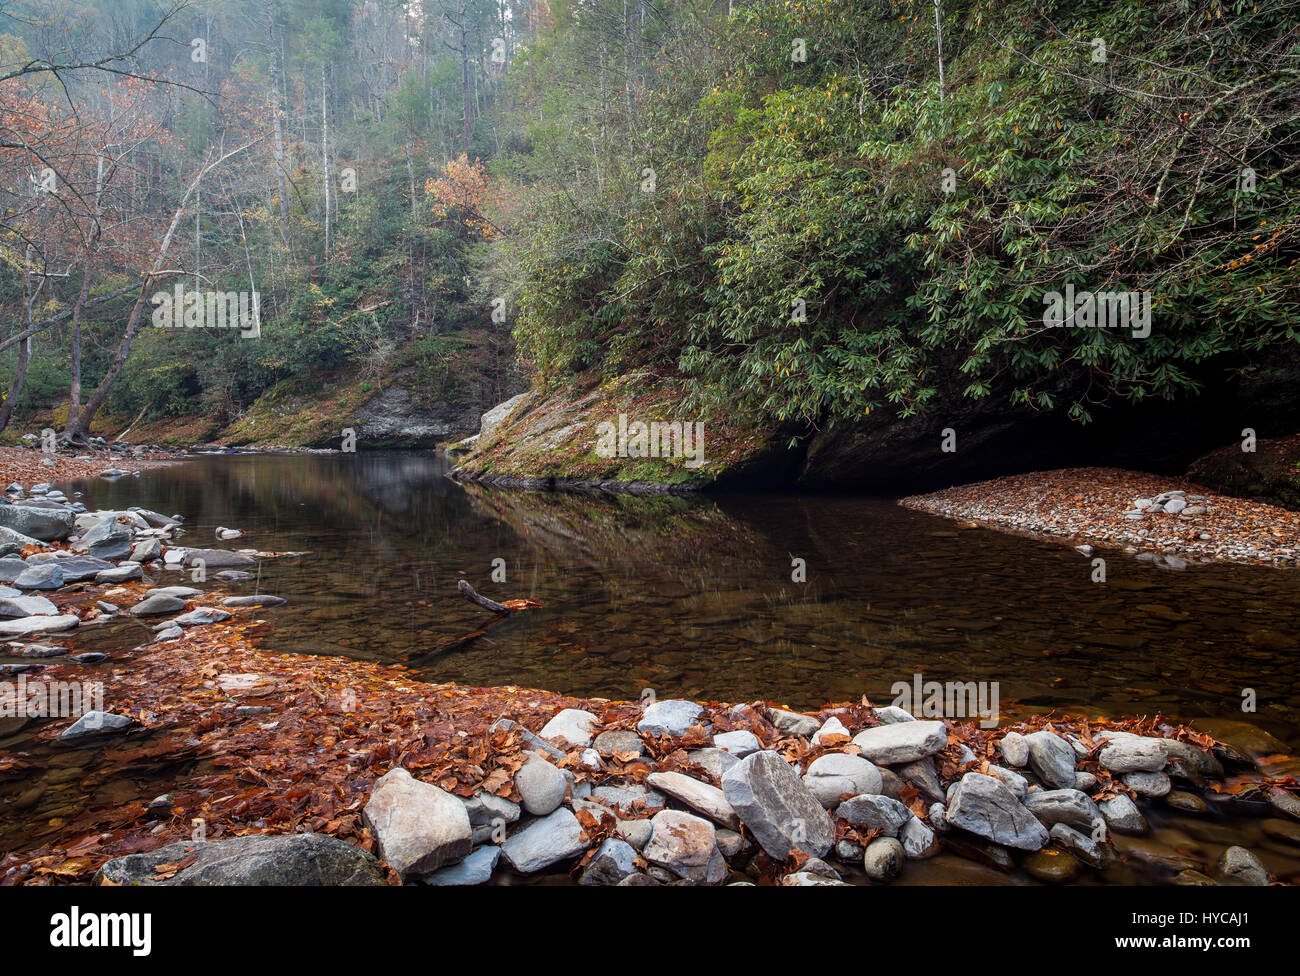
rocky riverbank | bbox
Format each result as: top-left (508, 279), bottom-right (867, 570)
top-left (3, 593), bottom-right (1297, 885)
top-left (901, 467), bottom-right (1300, 568)
top-left (2, 465), bottom-right (1297, 888)
top-left (0, 442), bottom-right (183, 488)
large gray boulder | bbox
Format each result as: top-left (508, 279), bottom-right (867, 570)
top-left (514, 755), bottom-right (567, 816)
top-left (1024, 730), bottom-right (1078, 789)
top-left (0, 613), bottom-right (78, 637)
top-left (363, 767), bottom-right (472, 878)
top-left (50, 555), bottom-right (115, 583)
top-left (94, 833), bottom-right (385, 886)
top-left (13, 562), bottom-right (63, 590)
top-left (1023, 788), bottom-right (1102, 832)
top-left (944, 772), bottom-right (1049, 850)
top-left (721, 750), bottom-right (833, 859)
top-left (0, 504), bottom-right (74, 541)
top-left (1098, 737), bottom-right (1168, 773)
top-left (0, 525), bottom-right (41, 556)
top-left (804, 753), bottom-right (883, 807)
top-left (72, 518), bottom-right (132, 560)
top-left (850, 720), bottom-right (948, 765)
top-left (500, 808), bottom-right (587, 873)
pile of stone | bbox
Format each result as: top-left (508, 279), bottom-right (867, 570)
top-left (354, 700), bottom-right (1286, 887)
top-left (0, 487), bottom-right (284, 657)
top-left (1123, 490), bottom-right (1210, 520)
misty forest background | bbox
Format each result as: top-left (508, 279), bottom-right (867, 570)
top-left (1, 0), bottom-right (1298, 451)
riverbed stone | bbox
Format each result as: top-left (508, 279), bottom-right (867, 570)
top-left (1022, 848), bottom-right (1082, 883)
top-left (811, 716), bottom-right (850, 746)
top-left (0, 613), bottom-right (79, 637)
top-left (0, 504), bottom-right (74, 541)
top-left (873, 705), bottom-right (916, 724)
top-left (863, 837), bottom-right (905, 881)
top-left (539, 707), bottom-right (597, 748)
top-left (130, 593), bottom-right (188, 616)
top-left (1099, 794), bottom-right (1149, 835)
top-left (1099, 737), bottom-right (1168, 773)
top-left (461, 792), bottom-right (521, 828)
top-left (363, 767), bottom-right (472, 878)
top-left (182, 548), bottom-right (257, 569)
top-left (1023, 788), bottom-right (1103, 832)
top-left (1123, 770), bottom-right (1172, 798)
top-left (48, 555), bottom-right (115, 582)
top-left (713, 729), bottom-right (761, 756)
top-left (173, 607), bottom-right (233, 627)
top-left (944, 772), bottom-right (1049, 850)
top-left (851, 720), bottom-right (947, 765)
top-left (60, 710), bottom-right (133, 740)
top-left (222, 595), bottom-right (288, 608)
top-left (14, 563), bottom-right (63, 590)
top-left (646, 771), bottom-right (740, 828)
top-left (769, 707), bottom-right (820, 736)
top-left (1024, 730), bottom-right (1077, 789)
top-left (836, 793), bottom-right (913, 836)
top-left (986, 764), bottom-right (1028, 798)
top-left (515, 755), bottom-right (567, 816)
top-left (687, 747), bottom-right (737, 780)
top-left (897, 757), bottom-right (946, 803)
top-left (1049, 823), bottom-right (1108, 869)
top-left (900, 816), bottom-right (940, 859)
top-left (0, 595), bottom-right (57, 617)
top-left (423, 844), bottom-right (500, 886)
top-left (615, 818), bottom-right (653, 850)
top-left (130, 539), bottom-right (163, 563)
top-left (580, 837), bottom-right (639, 885)
top-left (95, 564), bottom-right (143, 584)
top-left (637, 699), bottom-right (704, 737)
top-left (643, 810), bottom-right (727, 884)
top-left (1216, 846), bottom-right (1269, 886)
top-left (803, 753), bottom-right (882, 807)
top-left (94, 832), bottom-right (385, 886)
top-left (721, 750), bottom-right (833, 859)
top-left (593, 729), bottom-right (644, 757)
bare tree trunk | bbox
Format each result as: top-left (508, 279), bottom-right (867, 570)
top-left (67, 143), bottom-right (256, 441)
top-left (267, 0), bottom-right (291, 241)
top-left (321, 61), bottom-right (331, 261)
top-left (0, 252), bottom-right (37, 433)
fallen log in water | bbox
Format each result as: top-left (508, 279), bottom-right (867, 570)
top-left (458, 579), bottom-right (511, 615)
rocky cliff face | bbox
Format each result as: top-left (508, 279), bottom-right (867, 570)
top-left (351, 383), bottom-right (483, 448)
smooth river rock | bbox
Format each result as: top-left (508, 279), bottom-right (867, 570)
top-left (850, 720), bottom-right (947, 765)
top-left (721, 750), bottom-right (833, 859)
top-left (363, 767), bottom-right (472, 878)
top-left (94, 833), bottom-right (385, 886)
top-left (944, 772), bottom-right (1050, 850)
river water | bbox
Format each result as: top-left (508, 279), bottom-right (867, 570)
top-left (3, 451), bottom-right (1299, 883)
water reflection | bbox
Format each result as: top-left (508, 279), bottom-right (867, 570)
top-left (56, 452), bottom-right (1300, 745)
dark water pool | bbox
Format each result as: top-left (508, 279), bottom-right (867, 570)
top-left (61, 452), bottom-right (1300, 740)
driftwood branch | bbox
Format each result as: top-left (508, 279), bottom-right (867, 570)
top-left (457, 579), bottom-right (511, 615)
